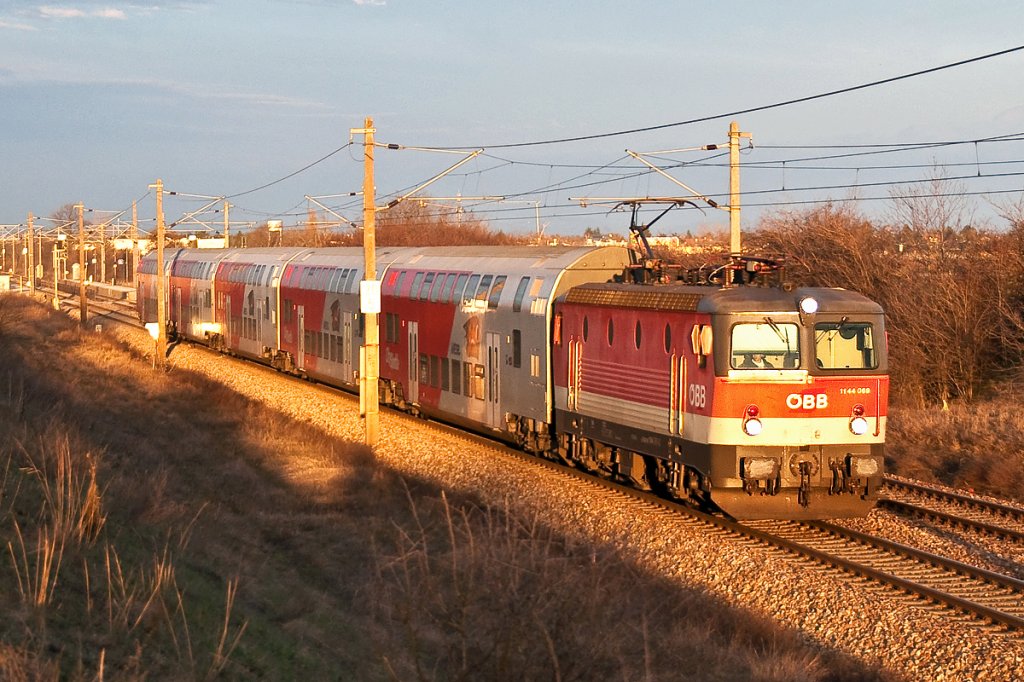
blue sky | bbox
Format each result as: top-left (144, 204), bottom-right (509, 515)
top-left (2, 0), bottom-right (1023, 237)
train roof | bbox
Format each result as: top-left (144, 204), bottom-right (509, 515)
top-left (146, 244), bottom-right (632, 274)
top-left (563, 282), bottom-right (884, 316)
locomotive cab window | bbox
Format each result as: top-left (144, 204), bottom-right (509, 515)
top-left (731, 320), bottom-right (799, 369)
top-left (814, 321), bottom-right (877, 370)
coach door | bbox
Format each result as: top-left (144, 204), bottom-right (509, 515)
top-left (172, 287), bottom-right (182, 332)
top-left (297, 305), bottom-right (306, 369)
top-left (342, 317), bottom-right (353, 382)
top-left (486, 332), bottom-right (501, 428)
top-left (408, 321), bottom-right (419, 403)
top-left (224, 294), bottom-right (232, 340)
top-left (670, 353), bottom-right (686, 434)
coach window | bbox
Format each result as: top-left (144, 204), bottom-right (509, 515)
top-left (441, 358), bottom-right (450, 391)
top-left (513, 277), bottom-right (530, 312)
top-left (488, 275), bottom-right (507, 309)
top-left (451, 359), bottom-right (462, 395)
top-left (419, 353), bottom-right (429, 384)
top-left (410, 272), bottom-right (424, 299)
top-left (814, 321), bottom-right (877, 370)
top-left (440, 273), bottom-right (457, 304)
top-left (430, 273), bottom-right (446, 303)
top-left (429, 355), bottom-right (440, 388)
top-left (513, 329), bottom-right (522, 368)
top-left (453, 274), bottom-right (470, 305)
top-left (464, 275), bottom-right (481, 304)
top-left (420, 273), bottom-right (436, 301)
top-left (475, 275), bottom-right (493, 303)
top-left (472, 364), bottom-right (486, 400)
top-left (393, 270), bottom-right (407, 296)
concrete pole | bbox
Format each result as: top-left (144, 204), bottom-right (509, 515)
top-left (155, 180), bottom-right (167, 360)
top-left (27, 213), bottom-right (35, 293)
top-left (224, 200), bottom-right (231, 248)
top-left (360, 116), bottom-right (380, 447)
top-left (131, 200), bottom-right (140, 286)
top-left (77, 203), bottom-right (88, 327)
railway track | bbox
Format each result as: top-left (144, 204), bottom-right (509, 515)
top-left (881, 476), bottom-right (1024, 543)
top-left (39, 284), bottom-right (1024, 637)
top-left (501, 447), bottom-right (1024, 634)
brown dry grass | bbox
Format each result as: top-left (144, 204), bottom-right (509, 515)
top-left (0, 294), bottom-right (889, 680)
top-left (887, 399), bottom-right (1024, 501)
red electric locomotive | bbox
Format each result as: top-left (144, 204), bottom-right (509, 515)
top-left (551, 259), bottom-right (887, 519)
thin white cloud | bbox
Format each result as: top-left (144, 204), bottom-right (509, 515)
top-left (94, 8), bottom-right (127, 19)
top-left (352, 0), bottom-right (385, 6)
top-left (38, 6), bottom-right (87, 18)
top-left (0, 20), bottom-right (39, 30)
top-left (37, 5), bottom-right (128, 20)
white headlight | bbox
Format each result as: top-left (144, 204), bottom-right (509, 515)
top-left (743, 418), bottom-right (763, 436)
top-left (850, 416), bottom-right (869, 435)
top-left (799, 296), bottom-right (819, 315)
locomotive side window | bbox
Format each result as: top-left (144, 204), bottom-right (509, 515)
top-left (582, 316), bottom-right (589, 342)
top-left (634, 321), bottom-right (642, 350)
top-left (731, 321), bottom-right (799, 369)
top-left (814, 321), bottom-right (877, 369)
top-left (607, 319), bottom-right (615, 346)
top-left (664, 324), bottom-right (672, 354)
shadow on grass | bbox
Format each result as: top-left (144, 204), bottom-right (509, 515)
top-left (0, 296), bottom-right (892, 681)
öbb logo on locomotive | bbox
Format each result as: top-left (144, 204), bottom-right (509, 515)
top-left (138, 244), bottom-right (887, 521)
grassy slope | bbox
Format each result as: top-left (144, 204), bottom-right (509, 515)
top-left (0, 295), bottom-right (887, 680)
top-left (887, 401), bottom-right (1024, 501)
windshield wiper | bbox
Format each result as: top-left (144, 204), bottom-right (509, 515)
top-left (764, 316), bottom-right (791, 347)
top-left (815, 315), bottom-right (848, 343)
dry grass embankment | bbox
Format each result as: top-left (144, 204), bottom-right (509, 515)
top-left (887, 399), bottom-right (1024, 501)
top-left (0, 294), bottom-right (886, 680)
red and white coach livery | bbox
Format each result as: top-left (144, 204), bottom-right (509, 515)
top-left (140, 245), bottom-right (887, 520)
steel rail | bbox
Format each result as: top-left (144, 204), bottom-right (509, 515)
top-left (883, 476), bottom-right (1024, 521)
top-left (877, 498), bottom-right (1024, 543)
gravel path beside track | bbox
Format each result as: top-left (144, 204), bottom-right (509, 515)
top-left (112, 325), bottom-right (1024, 680)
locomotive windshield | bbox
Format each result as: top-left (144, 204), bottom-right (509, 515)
top-left (814, 321), bottom-right (877, 370)
top-left (731, 320), bottom-right (800, 369)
